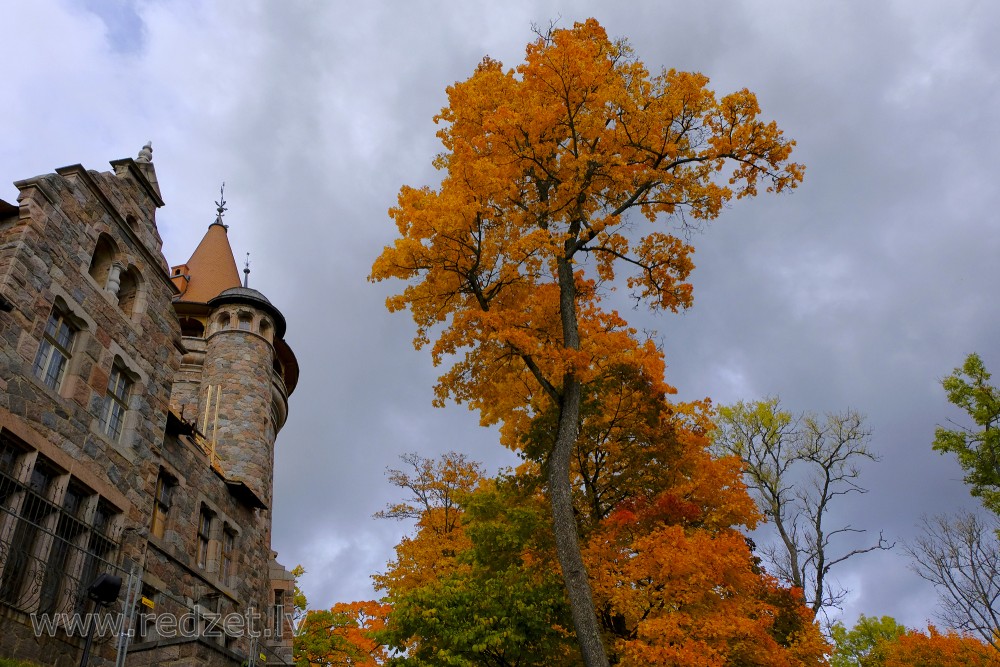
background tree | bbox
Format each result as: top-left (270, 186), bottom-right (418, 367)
top-left (828, 614), bottom-right (907, 667)
top-left (713, 398), bottom-right (891, 615)
top-left (374, 452), bottom-right (482, 593)
top-left (370, 19), bottom-right (802, 665)
top-left (906, 511), bottom-right (1000, 648)
top-left (377, 475), bottom-right (579, 667)
top-left (933, 353), bottom-right (1000, 514)
top-left (294, 600), bottom-right (390, 666)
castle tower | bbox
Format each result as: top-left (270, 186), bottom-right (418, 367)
top-left (169, 201), bottom-right (298, 509)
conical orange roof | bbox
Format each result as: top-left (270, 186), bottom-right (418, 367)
top-left (172, 222), bottom-right (242, 303)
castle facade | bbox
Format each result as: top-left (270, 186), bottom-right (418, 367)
top-left (0, 146), bottom-right (297, 666)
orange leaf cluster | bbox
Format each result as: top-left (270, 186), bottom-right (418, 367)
top-left (882, 627), bottom-right (1000, 667)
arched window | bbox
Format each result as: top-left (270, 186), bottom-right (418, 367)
top-left (237, 313), bottom-right (253, 331)
top-left (117, 266), bottom-right (144, 318)
top-left (88, 234), bottom-right (118, 288)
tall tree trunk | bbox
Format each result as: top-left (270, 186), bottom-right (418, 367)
top-left (549, 255), bottom-right (610, 667)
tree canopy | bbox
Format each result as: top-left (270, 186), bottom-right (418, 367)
top-left (370, 18), bottom-right (802, 665)
top-left (934, 353), bottom-right (1000, 515)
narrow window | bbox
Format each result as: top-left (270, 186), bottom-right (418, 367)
top-left (273, 589), bottom-right (285, 638)
top-left (32, 307), bottom-right (75, 390)
top-left (150, 472), bottom-right (173, 539)
top-left (237, 313), bottom-right (252, 331)
top-left (100, 363), bottom-right (132, 441)
top-left (220, 526), bottom-right (236, 583)
top-left (197, 506), bottom-right (212, 569)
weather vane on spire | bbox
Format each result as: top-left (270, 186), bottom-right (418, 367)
top-left (243, 252), bottom-right (251, 288)
top-left (214, 182), bottom-right (228, 229)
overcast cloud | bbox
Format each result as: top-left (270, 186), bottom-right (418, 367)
top-left (3, 0), bottom-right (999, 631)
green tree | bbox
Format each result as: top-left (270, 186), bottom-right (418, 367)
top-left (370, 19), bottom-right (803, 665)
top-left (377, 474), bottom-right (578, 666)
top-left (713, 398), bottom-right (891, 614)
top-left (934, 353), bottom-right (1000, 515)
top-left (829, 614), bottom-right (907, 667)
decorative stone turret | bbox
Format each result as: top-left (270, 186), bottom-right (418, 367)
top-left (168, 207), bottom-right (297, 509)
top-left (200, 286), bottom-right (288, 508)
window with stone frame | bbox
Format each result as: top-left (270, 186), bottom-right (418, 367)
top-left (32, 304), bottom-right (76, 391)
top-left (100, 361), bottom-right (132, 442)
top-left (220, 524), bottom-right (236, 584)
top-left (150, 471), bottom-right (174, 539)
top-left (197, 505), bottom-right (213, 569)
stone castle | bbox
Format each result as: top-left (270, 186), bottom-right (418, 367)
top-left (0, 145), bottom-right (298, 666)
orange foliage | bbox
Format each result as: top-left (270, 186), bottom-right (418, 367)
top-left (370, 18), bottom-right (804, 665)
top-left (370, 18), bottom-right (803, 446)
top-left (882, 627), bottom-right (1000, 667)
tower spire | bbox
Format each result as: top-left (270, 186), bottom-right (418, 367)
top-left (243, 253), bottom-right (251, 288)
top-left (214, 182), bottom-right (228, 229)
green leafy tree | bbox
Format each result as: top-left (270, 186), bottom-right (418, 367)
top-left (829, 614), bottom-right (907, 667)
top-left (934, 353), bottom-right (1000, 515)
top-left (377, 476), bottom-right (578, 667)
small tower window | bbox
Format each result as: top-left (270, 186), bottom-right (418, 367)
top-left (238, 313), bottom-right (253, 331)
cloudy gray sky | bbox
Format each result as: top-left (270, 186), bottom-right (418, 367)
top-left (3, 0), bottom-right (999, 632)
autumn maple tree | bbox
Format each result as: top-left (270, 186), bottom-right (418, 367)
top-left (370, 18), bottom-right (802, 665)
top-left (294, 600), bottom-right (391, 666)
